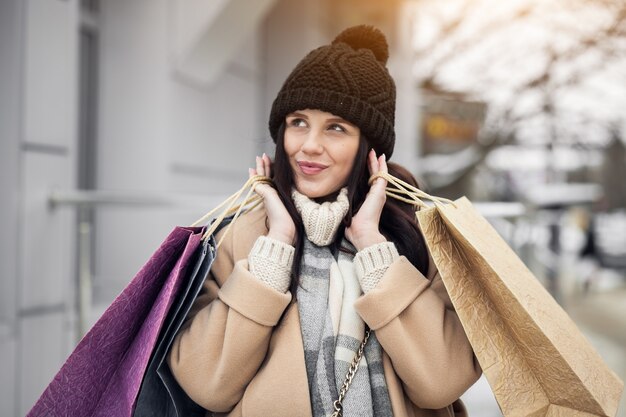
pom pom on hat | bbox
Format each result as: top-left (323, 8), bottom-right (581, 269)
top-left (332, 25), bottom-right (389, 65)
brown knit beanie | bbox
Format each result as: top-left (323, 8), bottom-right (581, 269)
top-left (268, 25), bottom-right (396, 158)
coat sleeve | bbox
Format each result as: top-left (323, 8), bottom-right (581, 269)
top-left (167, 223), bottom-right (292, 413)
top-left (353, 255), bottom-right (482, 410)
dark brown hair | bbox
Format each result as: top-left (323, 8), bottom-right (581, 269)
top-left (271, 123), bottom-right (429, 296)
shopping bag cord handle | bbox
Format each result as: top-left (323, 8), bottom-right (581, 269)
top-left (193, 171), bottom-right (452, 249)
top-left (368, 171), bottom-right (456, 208)
top-left (191, 175), bottom-right (272, 247)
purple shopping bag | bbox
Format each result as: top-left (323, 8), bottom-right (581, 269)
top-left (27, 226), bottom-right (206, 417)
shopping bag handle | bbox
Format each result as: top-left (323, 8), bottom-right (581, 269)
top-left (193, 171), bottom-right (448, 249)
top-left (191, 175), bottom-right (272, 247)
top-left (368, 171), bottom-right (456, 209)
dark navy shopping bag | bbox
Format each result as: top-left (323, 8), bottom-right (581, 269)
top-left (133, 236), bottom-right (216, 417)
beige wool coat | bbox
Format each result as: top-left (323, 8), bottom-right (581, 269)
top-left (168, 207), bottom-right (482, 417)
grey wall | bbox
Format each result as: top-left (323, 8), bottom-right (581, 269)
top-left (0, 0), bottom-right (22, 415)
top-left (0, 1), bottom-right (419, 415)
top-left (0, 0), bottom-right (79, 415)
top-left (262, 0), bottom-right (326, 126)
top-left (90, 0), bottom-right (334, 304)
top-left (92, 0), bottom-right (269, 303)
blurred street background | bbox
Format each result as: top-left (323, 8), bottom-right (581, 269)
top-left (1, 0), bottom-right (625, 415)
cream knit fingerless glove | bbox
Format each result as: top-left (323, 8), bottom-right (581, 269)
top-left (354, 242), bottom-right (399, 293)
top-left (248, 236), bottom-right (294, 293)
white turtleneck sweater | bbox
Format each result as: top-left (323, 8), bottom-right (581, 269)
top-left (248, 188), bottom-right (399, 293)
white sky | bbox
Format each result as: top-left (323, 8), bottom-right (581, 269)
top-left (410, 0), bottom-right (626, 147)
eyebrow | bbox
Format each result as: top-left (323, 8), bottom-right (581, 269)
top-left (287, 112), bottom-right (308, 119)
top-left (327, 117), bottom-right (352, 125)
top-left (327, 117), bottom-right (357, 130)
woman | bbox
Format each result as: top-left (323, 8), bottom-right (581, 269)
top-left (168, 25), bottom-right (481, 417)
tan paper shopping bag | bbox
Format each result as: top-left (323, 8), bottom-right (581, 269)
top-left (415, 197), bottom-right (624, 417)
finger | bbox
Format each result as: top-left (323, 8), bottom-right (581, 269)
top-left (248, 168), bottom-right (266, 198)
top-left (380, 155), bottom-right (388, 188)
top-left (369, 149), bottom-right (377, 172)
top-left (376, 154), bottom-right (388, 187)
top-left (250, 167), bottom-right (262, 193)
top-left (379, 154), bottom-right (388, 174)
top-left (255, 156), bottom-right (264, 176)
top-left (368, 149), bottom-right (378, 180)
top-left (371, 151), bottom-right (383, 185)
top-left (263, 153), bottom-right (271, 178)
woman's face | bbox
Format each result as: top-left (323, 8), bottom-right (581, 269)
top-left (284, 109), bottom-right (361, 199)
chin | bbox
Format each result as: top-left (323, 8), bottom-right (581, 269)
top-left (295, 181), bottom-right (340, 200)
top-left (296, 186), bottom-right (325, 199)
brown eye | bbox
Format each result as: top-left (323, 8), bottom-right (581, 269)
top-left (328, 123), bottom-right (346, 133)
top-left (288, 118), bottom-right (307, 128)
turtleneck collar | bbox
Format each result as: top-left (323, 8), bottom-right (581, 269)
top-left (291, 187), bottom-right (349, 246)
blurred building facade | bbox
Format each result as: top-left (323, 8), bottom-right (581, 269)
top-left (0, 0), bottom-right (421, 414)
top-left (2, 1), bottom-right (625, 416)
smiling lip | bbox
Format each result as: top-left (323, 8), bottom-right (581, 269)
top-left (297, 161), bottom-right (328, 175)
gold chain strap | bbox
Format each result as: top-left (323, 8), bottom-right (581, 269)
top-left (330, 328), bottom-right (371, 417)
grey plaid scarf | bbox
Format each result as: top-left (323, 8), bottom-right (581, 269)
top-left (297, 238), bottom-right (393, 417)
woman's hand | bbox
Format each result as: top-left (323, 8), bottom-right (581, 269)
top-left (345, 149), bottom-right (389, 251)
top-left (250, 153), bottom-right (296, 245)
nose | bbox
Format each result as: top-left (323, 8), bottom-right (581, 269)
top-left (300, 129), bottom-right (324, 154)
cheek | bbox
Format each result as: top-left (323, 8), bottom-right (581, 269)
top-left (334, 143), bottom-right (359, 179)
top-left (339, 141), bottom-right (360, 167)
top-left (283, 135), bottom-right (299, 158)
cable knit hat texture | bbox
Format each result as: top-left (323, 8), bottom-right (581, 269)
top-left (269, 25), bottom-right (396, 158)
